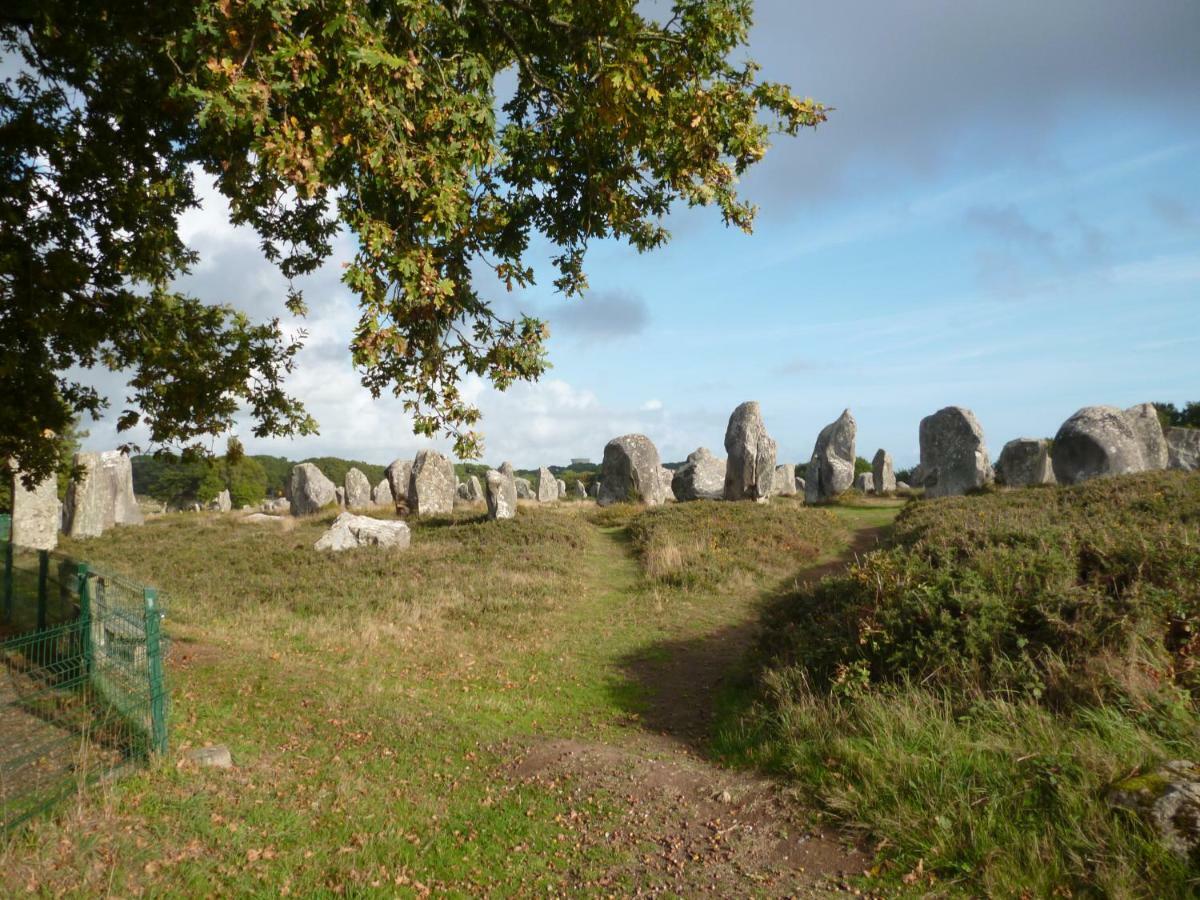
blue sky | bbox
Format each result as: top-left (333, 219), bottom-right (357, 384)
top-left (80, 0), bottom-right (1200, 469)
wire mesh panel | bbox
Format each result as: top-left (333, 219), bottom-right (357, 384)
top-left (1, 549), bottom-right (168, 832)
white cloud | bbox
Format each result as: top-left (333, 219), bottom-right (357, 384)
top-left (640, 399), bottom-right (663, 411)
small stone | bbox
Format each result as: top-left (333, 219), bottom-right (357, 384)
top-left (314, 512), bottom-right (412, 551)
top-left (186, 745), bottom-right (233, 769)
top-left (872, 449), bottom-right (896, 495)
top-left (773, 463), bottom-right (797, 497)
top-left (1109, 760), bottom-right (1200, 860)
top-left (671, 448), bottom-right (725, 502)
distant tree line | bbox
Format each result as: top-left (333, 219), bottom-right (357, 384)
top-left (1155, 402), bottom-right (1200, 429)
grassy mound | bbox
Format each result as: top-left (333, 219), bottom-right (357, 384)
top-left (723, 472), bottom-right (1200, 896)
top-left (621, 498), bottom-right (850, 592)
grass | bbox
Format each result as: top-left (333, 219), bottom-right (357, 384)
top-left (0, 498), bottom-right (856, 894)
top-left (717, 471), bottom-right (1200, 896)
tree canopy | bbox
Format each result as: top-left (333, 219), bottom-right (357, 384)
top-left (2, 0), bottom-right (824, 481)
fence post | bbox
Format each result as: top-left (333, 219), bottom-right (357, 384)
top-left (143, 588), bottom-right (168, 756)
top-left (2, 539), bottom-right (11, 625)
top-left (36, 549), bottom-right (49, 631)
top-left (77, 563), bottom-right (93, 677)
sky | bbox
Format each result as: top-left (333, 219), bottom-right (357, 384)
top-left (79, 0), bottom-right (1200, 469)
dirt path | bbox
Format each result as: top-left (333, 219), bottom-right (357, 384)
top-left (511, 522), bottom-right (890, 896)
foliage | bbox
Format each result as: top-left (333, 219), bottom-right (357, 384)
top-left (251, 454), bottom-right (294, 496)
top-left (2, 1), bottom-right (824, 481)
top-left (1155, 401), bottom-right (1200, 429)
top-left (853, 456), bottom-right (872, 476)
top-left (0, 418), bottom-right (87, 513)
top-left (722, 472), bottom-right (1200, 895)
top-left (300, 457), bottom-right (386, 491)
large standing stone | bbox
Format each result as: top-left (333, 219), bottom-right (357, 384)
top-left (1052, 406), bottom-right (1147, 486)
top-left (804, 410), bottom-right (857, 504)
top-left (10, 465), bottom-right (59, 551)
top-left (515, 477), bottom-right (533, 499)
top-left (671, 448), bottom-right (725, 501)
top-left (598, 434), bottom-right (666, 507)
top-left (556, 477), bottom-right (567, 499)
top-left (314, 512), bottom-right (411, 552)
top-left (774, 464), bottom-right (797, 497)
top-left (485, 467), bottom-right (518, 520)
top-left (1167, 427), bottom-right (1200, 471)
top-left (854, 472), bottom-right (873, 493)
top-left (344, 467), bottom-right (373, 509)
top-left (659, 467), bottom-right (677, 501)
top-left (371, 478), bottom-right (394, 507)
top-left (918, 407), bottom-right (993, 498)
top-left (385, 458), bottom-right (412, 506)
top-left (213, 489), bottom-right (232, 513)
top-left (1125, 402), bottom-right (1169, 471)
top-left (535, 467), bottom-right (557, 503)
top-left (572, 480), bottom-right (587, 499)
top-left (288, 463), bottom-right (338, 516)
top-left (872, 449), bottom-right (896, 495)
top-left (64, 450), bottom-right (144, 537)
top-left (408, 450), bottom-right (457, 516)
top-left (724, 401), bottom-right (777, 502)
top-left (465, 474), bottom-right (484, 503)
top-left (995, 438), bottom-right (1056, 487)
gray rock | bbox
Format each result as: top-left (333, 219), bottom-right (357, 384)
top-left (314, 512), bottom-right (412, 551)
top-left (515, 477), bottom-right (533, 499)
top-left (795, 475), bottom-right (806, 493)
top-left (64, 450), bottom-right (143, 537)
top-left (918, 406), bottom-right (993, 498)
top-left (724, 402), bottom-right (777, 502)
top-left (659, 467), bottom-right (676, 501)
top-left (1109, 760), bottom-right (1200, 860)
top-left (995, 438), bottom-right (1056, 487)
top-left (262, 496), bottom-right (290, 513)
top-left (9, 464), bottom-right (60, 550)
top-left (598, 434), bottom-right (666, 507)
top-left (556, 477), bottom-right (567, 498)
top-left (186, 744), bottom-right (234, 769)
top-left (1167, 427), bottom-right (1200, 471)
top-left (536, 467), bottom-right (558, 502)
top-left (572, 480), bottom-right (587, 499)
top-left (288, 463), bottom-right (338, 516)
top-left (371, 478), bottom-right (394, 508)
top-left (774, 463), bottom-right (797, 497)
top-left (408, 450), bottom-right (456, 516)
top-left (805, 410), bottom-right (857, 504)
top-left (485, 467), bottom-right (518, 520)
top-left (1052, 406), bottom-right (1147, 485)
top-left (213, 489), bottom-right (232, 513)
top-left (456, 482), bottom-right (469, 500)
top-left (335, 486), bottom-right (346, 508)
top-left (854, 472), bottom-right (874, 493)
top-left (385, 458), bottom-right (412, 505)
top-left (872, 449), bottom-right (896, 495)
top-left (466, 474), bottom-right (484, 502)
top-left (344, 467), bottom-right (373, 508)
top-left (671, 448), bottom-right (726, 501)
top-left (588, 481), bottom-right (600, 498)
top-left (1125, 402), bottom-right (1169, 470)
top-left (895, 481), bottom-right (911, 492)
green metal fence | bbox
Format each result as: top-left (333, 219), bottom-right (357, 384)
top-left (1, 540), bottom-right (168, 832)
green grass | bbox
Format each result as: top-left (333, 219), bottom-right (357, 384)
top-left (717, 471), bottom-right (1200, 896)
top-left (1, 499), bottom-right (858, 894)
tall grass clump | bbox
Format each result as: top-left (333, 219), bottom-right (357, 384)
top-left (726, 472), bottom-right (1200, 896)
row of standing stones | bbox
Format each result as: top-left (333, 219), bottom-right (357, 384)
top-left (8, 402), bottom-right (1198, 554)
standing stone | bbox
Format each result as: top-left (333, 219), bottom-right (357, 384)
top-left (671, 448), bottom-right (725, 501)
top-left (344, 468), bottom-right (373, 509)
top-left (385, 458), bottom-right (412, 507)
top-left (1052, 406), bottom-right (1147, 485)
top-left (1125, 403), bottom-right (1169, 471)
top-left (371, 478), bottom-right (394, 507)
top-left (659, 467), bottom-right (677, 501)
top-left (465, 474), bottom-right (484, 503)
top-left (288, 463), bottom-right (338, 516)
top-left (556, 477), bottom-right (567, 499)
top-left (995, 438), bottom-right (1056, 487)
top-left (588, 481), bottom-right (600, 498)
top-left (795, 475), bottom-right (806, 493)
top-left (598, 434), bottom-right (666, 507)
top-left (456, 482), bottom-right (470, 500)
top-left (871, 449), bottom-right (896, 495)
top-left (485, 468), bottom-right (518, 520)
top-left (536, 467), bottom-right (558, 503)
top-left (854, 472), bottom-right (873, 493)
top-left (214, 489), bottom-right (232, 513)
top-left (918, 406), bottom-right (993, 498)
top-left (10, 465), bottom-right (59, 551)
top-left (64, 450), bottom-right (143, 537)
top-left (805, 410), bottom-right (857, 504)
top-left (724, 401), bottom-right (777, 502)
top-left (408, 450), bottom-right (457, 516)
top-left (335, 486), bottom-right (346, 508)
top-left (774, 464), bottom-right (797, 497)
top-left (572, 480), bottom-right (587, 499)
top-left (515, 477), bottom-right (533, 499)
top-left (1167, 428), bottom-right (1200, 471)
